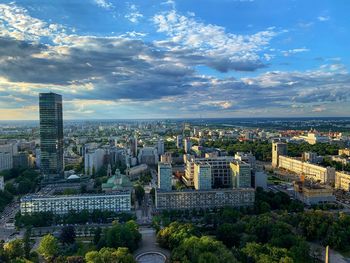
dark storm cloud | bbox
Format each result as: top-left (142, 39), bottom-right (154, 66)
top-left (0, 36), bottom-right (195, 100)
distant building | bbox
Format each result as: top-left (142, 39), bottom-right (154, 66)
top-left (125, 164), bottom-right (148, 180)
top-left (272, 142), bottom-right (287, 168)
top-left (138, 147), bottom-right (158, 166)
top-left (298, 131), bottom-right (329, 145)
top-left (0, 144), bottom-right (15, 172)
top-left (183, 138), bottom-right (191, 154)
top-left (129, 136), bottom-right (138, 157)
top-left (20, 192), bottom-right (131, 215)
top-left (84, 148), bottom-right (105, 176)
top-left (39, 93), bottom-right (64, 181)
top-left (155, 188), bottom-right (255, 210)
top-left (302, 152), bottom-right (318, 163)
top-left (157, 139), bottom-right (165, 155)
top-left (339, 148), bottom-right (350, 157)
top-left (230, 161), bottom-right (251, 188)
top-left (160, 152), bottom-right (172, 164)
top-left (176, 135), bottom-right (183, 149)
top-left (158, 162), bottom-right (172, 191)
top-left (194, 162), bottom-right (212, 190)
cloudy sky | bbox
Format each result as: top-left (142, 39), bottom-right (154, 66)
top-left (0, 0), bottom-right (349, 120)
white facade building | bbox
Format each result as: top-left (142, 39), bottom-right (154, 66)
top-left (20, 191), bottom-right (131, 215)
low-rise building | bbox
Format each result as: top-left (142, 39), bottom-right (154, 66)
top-left (293, 181), bottom-right (335, 205)
top-left (155, 188), bottom-right (255, 210)
top-left (20, 191), bottom-right (131, 215)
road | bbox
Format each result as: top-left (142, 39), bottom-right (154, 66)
top-left (134, 227), bottom-right (169, 262)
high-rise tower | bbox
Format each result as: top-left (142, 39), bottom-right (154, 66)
top-left (39, 92), bottom-right (64, 181)
top-left (272, 142), bottom-right (287, 168)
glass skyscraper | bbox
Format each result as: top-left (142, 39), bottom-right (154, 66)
top-left (39, 92), bottom-right (64, 181)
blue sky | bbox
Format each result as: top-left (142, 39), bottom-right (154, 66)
top-left (0, 0), bottom-right (349, 119)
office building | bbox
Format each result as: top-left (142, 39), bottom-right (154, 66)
top-left (158, 162), bottom-right (172, 191)
top-left (20, 191), bottom-right (131, 215)
top-left (234, 152), bottom-right (256, 171)
top-left (230, 161), bottom-right (251, 188)
top-left (272, 142), bottom-right (287, 168)
top-left (183, 156), bottom-right (234, 187)
top-left (155, 188), bottom-right (255, 210)
top-left (39, 92), bottom-right (64, 181)
top-left (194, 162), bottom-right (212, 190)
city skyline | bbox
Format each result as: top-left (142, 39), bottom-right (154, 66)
top-left (0, 0), bottom-right (350, 120)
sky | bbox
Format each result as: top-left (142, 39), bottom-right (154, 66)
top-left (0, 0), bottom-right (349, 120)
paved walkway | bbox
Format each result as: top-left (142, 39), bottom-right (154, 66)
top-left (134, 227), bottom-right (170, 263)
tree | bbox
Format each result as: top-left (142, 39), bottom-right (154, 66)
top-left (37, 234), bottom-right (59, 261)
top-left (134, 184), bottom-right (145, 206)
top-left (93, 227), bottom-right (102, 245)
top-left (85, 251), bottom-right (102, 263)
top-left (66, 256), bottom-right (85, 263)
top-left (4, 239), bottom-right (24, 259)
top-left (216, 223), bottom-right (241, 248)
top-left (171, 236), bottom-right (238, 263)
top-left (59, 226), bottom-right (76, 244)
top-left (23, 228), bottom-right (32, 259)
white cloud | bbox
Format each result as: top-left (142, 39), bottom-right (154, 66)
top-left (94, 0), bottom-right (114, 10)
top-left (125, 4), bottom-right (143, 23)
top-left (318, 16), bottom-right (330, 22)
top-left (0, 3), bottom-right (66, 42)
top-left (153, 10), bottom-right (279, 72)
top-left (282, 48), bottom-right (309, 56)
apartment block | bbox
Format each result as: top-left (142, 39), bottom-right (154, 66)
top-left (278, 155), bottom-right (335, 184)
top-left (155, 188), bottom-right (255, 210)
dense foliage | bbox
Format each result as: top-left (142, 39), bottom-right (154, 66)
top-left (95, 220), bottom-right (141, 252)
top-left (155, 188), bottom-right (350, 262)
top-left (15, 210), bottom-right (135, 228)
